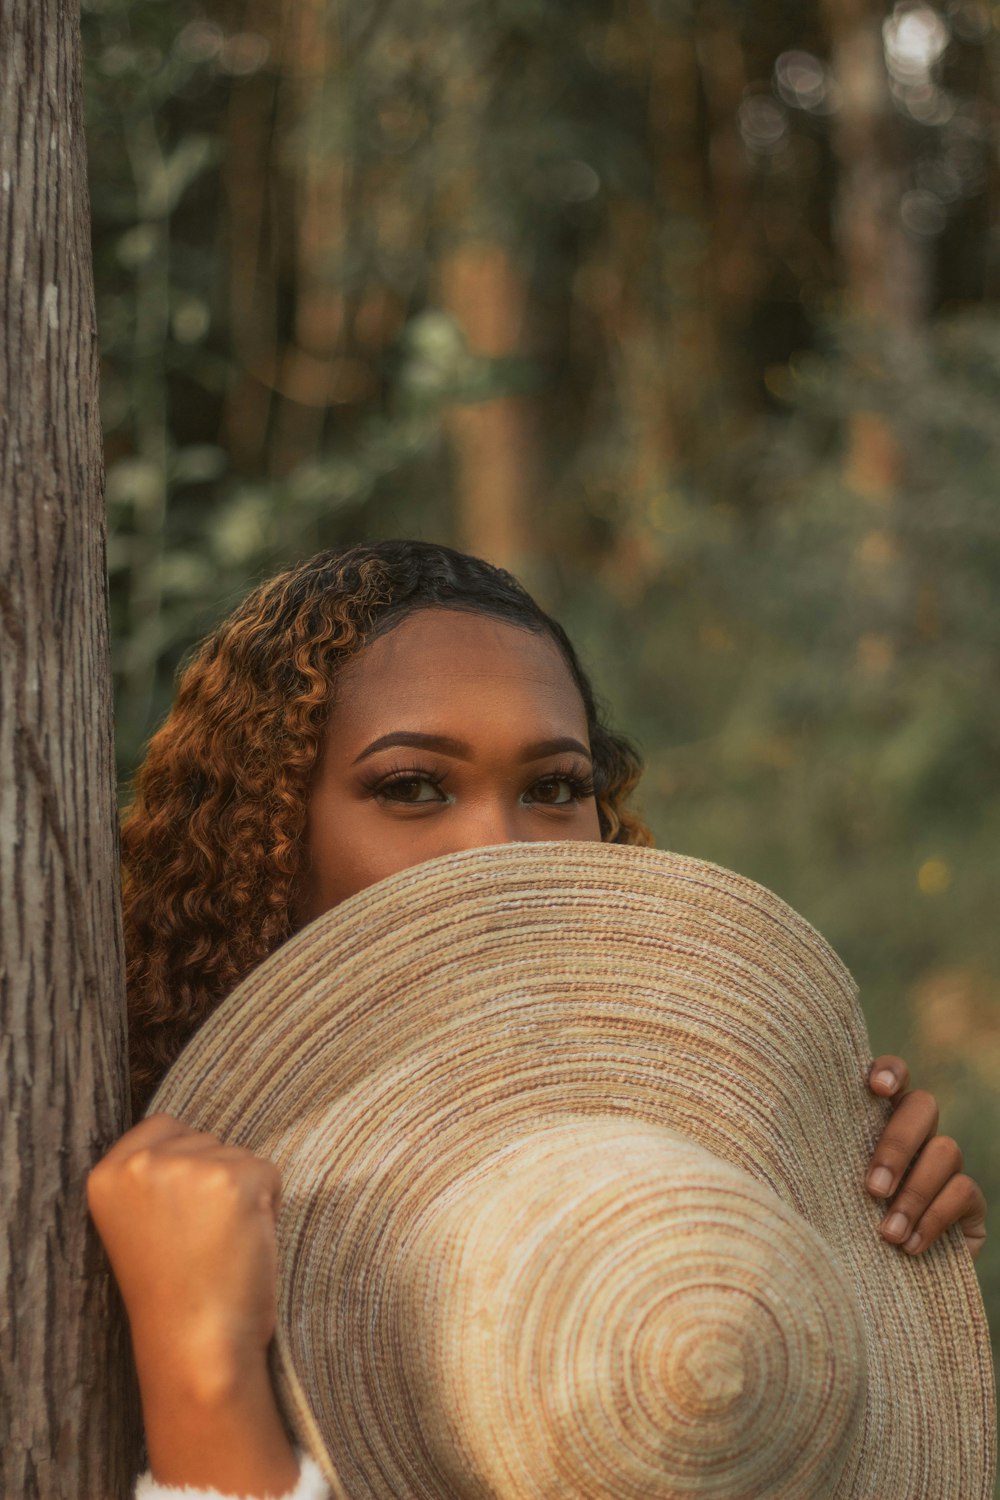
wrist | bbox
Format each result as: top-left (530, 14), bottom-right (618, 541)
top-left (138, 1347), bottom-right (300, 1496)
top-left (132, 1320), bottom-right (270, 1410)
top-left (138, 1338), bottom-right (268, 1416)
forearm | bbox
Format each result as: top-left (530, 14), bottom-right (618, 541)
top-left (136, 1342), bottom-right (300, 1498)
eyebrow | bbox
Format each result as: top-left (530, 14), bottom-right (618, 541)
top-left (351, 731), bottom-right (593, 765)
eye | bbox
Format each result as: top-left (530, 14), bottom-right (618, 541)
top-left (525, 771), bottom-right (595, 807)
top-left (376, 773), bottom-right (448, 805)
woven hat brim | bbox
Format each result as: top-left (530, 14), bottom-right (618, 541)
top-left (150, 842), bottom-right (996, 1500)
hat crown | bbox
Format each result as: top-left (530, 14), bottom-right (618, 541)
top-left (396, 1119), bottom-right (867, 1500)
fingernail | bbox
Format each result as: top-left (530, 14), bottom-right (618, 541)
top-left (872, 1069), bottom-right (897, 1091)
top-left (904, 1232), bottom-right (922, 1252)
top-left (883, 1212), bottom-right (909, 1240)
top-left (868, 1166), bottom-right (893, 1195)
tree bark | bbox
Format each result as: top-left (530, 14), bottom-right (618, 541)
top-left (0, 1), bottom-right (139, 1495)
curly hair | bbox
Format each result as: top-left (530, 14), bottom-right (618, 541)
top-left (122, 540), bottom-right (654, 1118)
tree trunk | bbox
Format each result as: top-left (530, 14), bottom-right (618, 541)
top-left (820, 0), bottom-right (929, 330)
top-left (439, 243), bottom-right (536, 571)
top-left (0, 1), bottom-right (139, 1495)
top-left (268, 0), bottom-right (352, 476)
top-left (428, 10), bottom-right (537, 573)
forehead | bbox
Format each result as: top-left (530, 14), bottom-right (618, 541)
top-left (331, 607), bottom-right (587, 729)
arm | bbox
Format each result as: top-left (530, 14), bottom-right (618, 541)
top-left (865, 1055), bottom-right (987, 1260)
top-left (87, 1115), bottom-right (320, 1499)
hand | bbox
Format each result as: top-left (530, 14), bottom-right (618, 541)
top-left (866, 1056), bottom-right (987, 1262)
top-left (87, 1114), bottom-right (299, 1497)
top-left (87, 1112), bottom-right (282, 1383)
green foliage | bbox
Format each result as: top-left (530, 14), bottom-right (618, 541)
top-left (569, 316), bottom-right (1000, 1022)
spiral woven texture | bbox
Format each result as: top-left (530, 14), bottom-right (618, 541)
top-left (392, 1119), bottom-right (868, 1499)
top-left (150, 841), bottom-right (996, 1500)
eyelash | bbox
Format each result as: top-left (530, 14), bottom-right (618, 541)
top-left (361, 760), bottom-right (597, 806)
top-left (540, 762), bottom-right (598, 802)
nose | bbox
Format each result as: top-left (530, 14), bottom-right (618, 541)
top-left (449, 797), bottom-right (525, 853)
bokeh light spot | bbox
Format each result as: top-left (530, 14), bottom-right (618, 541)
top-left (918, 858), bottom-right (954, 895)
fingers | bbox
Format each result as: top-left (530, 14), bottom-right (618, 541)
top-left (955, 1179), bottom-right (988, 1262)
top-left (866, 1088), bottom-right (939, 1198)
top-left (95, 1113), bottom-right (195, 1166)
top-left (88, 1115), bottom-right (195, 1207)
top-left (897, 1173), bottom-right (987, 1261)
top-left (867, 1054), bottom-right (910, 1098)
top-left (87, 1113), bottom-right (280, 1220)
top-left (878, 1134), bottom-right (962, 1248)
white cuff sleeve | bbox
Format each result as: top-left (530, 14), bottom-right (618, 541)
top-left (134, 1450), bottom-right (331, 1500)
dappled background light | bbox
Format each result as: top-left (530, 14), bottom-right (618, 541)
top-left (83, 0), bottom-right (1000, 1406)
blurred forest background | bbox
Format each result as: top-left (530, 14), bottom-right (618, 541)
top-left (82, 0), bottom-right (1000, 1378)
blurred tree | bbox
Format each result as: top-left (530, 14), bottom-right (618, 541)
top-left (821, 0), bottom-right (929, 326)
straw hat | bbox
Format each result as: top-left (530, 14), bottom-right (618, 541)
top-left (150, 842), bottom-right (996, 1499)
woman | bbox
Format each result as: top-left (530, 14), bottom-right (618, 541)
top-left (88, 540), bottom-right (988, 1500)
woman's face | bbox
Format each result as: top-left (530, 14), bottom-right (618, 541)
top-left (296, 606), bottom-right (603, 922)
